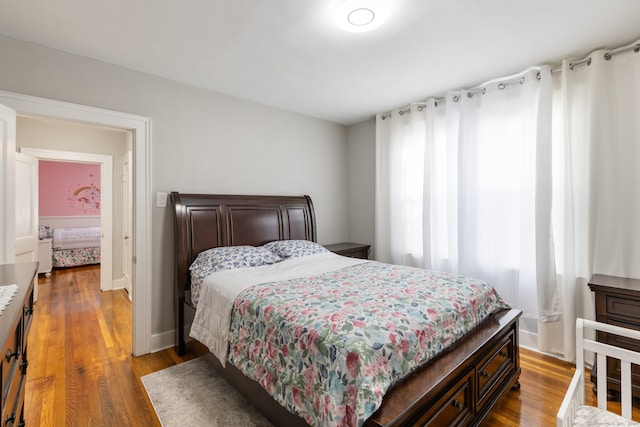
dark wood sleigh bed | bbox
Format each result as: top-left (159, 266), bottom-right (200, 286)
top-left (171, 192), bottom-right (522, 427)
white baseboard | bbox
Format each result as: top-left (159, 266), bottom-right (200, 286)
top-left (112, 278), bottom-right (126, 290)
top-left (517, 328), bottom-right (569, 363)
top-left (519, 327), bottom-right (538, 350)
top-left (150, 324), bottom-right (192, 354)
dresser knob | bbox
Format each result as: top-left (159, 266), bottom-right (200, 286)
top-left (5, 411), bottom-right (16, 424)
top-left (452, 400), bottom-right (464, 410)
top-left (479, 370), bottom-right (489, 378)
top-left (6, 348), bottom-right (19, 362)
top-left (24, 305), bottom-right (34, 316)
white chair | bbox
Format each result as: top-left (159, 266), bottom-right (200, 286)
top-left (557, 318), bottom-right (640, 426)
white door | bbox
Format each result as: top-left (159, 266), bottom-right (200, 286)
top-left (0, 103), bottom-right (16, 263)
top-left (122, 152), bottom-right (133, 299)
top-left (15, 152), bottom-right (39, 298)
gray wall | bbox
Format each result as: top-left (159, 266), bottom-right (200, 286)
top-left (346, 119), bottom-right (376, 257)
top-left (0, 35), bottom-right (349, 339)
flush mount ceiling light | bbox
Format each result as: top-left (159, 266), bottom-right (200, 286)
top-left (334, 0), bottom-right (389, 33)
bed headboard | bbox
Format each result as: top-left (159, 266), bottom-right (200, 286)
top-left (170, 192), bottom-right (317, 296)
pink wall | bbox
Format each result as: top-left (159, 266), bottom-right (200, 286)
top-left (39, 160), bottom-right (101, 216)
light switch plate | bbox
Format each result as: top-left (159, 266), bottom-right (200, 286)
top-left (156, 191), bottom-right (168, 208)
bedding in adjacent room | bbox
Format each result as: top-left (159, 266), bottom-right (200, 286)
top-left (51, 226), bottom-right (101, 267)
top-left (52, 226), bottom-right (101, 249)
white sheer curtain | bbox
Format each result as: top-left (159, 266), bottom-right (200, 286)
top-left (375, 103), bottom-right (428, 266)
top-left (376, 67), bottom-right (560, 325)
top-left (539, 42), bottom-right (640, 360)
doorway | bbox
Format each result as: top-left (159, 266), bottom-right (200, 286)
top-left (20, 146), bottom-right (116, 294)
top-left (0, 90), bottom-right (152, 356)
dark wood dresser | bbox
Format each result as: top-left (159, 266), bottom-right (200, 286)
top-left (588, 274), bottom-right (640, 400)
top-left (324, 242), bottom-right (371, 259)
top-left (0, 262), bottom-right (37, 427)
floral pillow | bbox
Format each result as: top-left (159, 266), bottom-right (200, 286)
top-left (189, 245), bottom-right (283, 307)
top-left (262, 239), bottom-right (329, 259)
top-left (189, 245), bottom-right (283, 274)
top-left (39, 225), bottom-right (53, 240)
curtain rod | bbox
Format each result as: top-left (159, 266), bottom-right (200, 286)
top-left (380, 39), bottom-right (640, 119)
top-left (549, 41), bottom-right (640, 73)
top-left (382, 73), bottom-right (535, 118)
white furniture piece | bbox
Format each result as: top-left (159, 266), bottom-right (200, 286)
top-left (37, 237), bottom-right (53, 276)
top-left (557, 318), bottom-right (640, 426)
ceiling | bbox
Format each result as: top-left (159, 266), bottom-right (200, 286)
top-left (1, 0), bottom-right (639, 125)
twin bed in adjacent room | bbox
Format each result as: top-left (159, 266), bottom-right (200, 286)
top-left (171, 192), bottom-right (522, 427)
top-left (51, 226), bottom-right (101, 267)
top-left (40, 225), bottom-right (101, 269)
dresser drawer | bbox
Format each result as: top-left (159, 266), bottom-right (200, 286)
top-left (2, 373), bottom-right (21, 427)
top-left (23, 286), bottom-right (35, 341)
top-left (601, 318), bottom-right (640, 394)
top-left (477, 330), bottom-right (515, 412)
top-left (410, 370), bottom-right (473, 427)
top-left (1, 323), bottom-right (21, 406)
top-left (3, 374), bottom-right (24, 427)
top-left (604, 318), bottom-right (640, 352)
top-left (606, 295), bottom-right (640, 324)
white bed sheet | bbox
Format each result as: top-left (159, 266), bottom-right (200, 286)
top-left (189, 251), bottom-right (369, 366)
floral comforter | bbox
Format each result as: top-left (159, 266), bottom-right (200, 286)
top-left (52, 247), bottom-right (101, 267)
top-left (226, 259), bottom-right (509, 427)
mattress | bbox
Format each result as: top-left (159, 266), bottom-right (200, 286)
top-left (52, 226), bottom-right (101, 250)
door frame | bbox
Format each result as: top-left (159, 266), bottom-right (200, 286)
top-left (122, 151), bottom-right (133, 298)
top-left (0, 90), bottom-right (152, 356)
top-left (21, 148), bottom-right (114, 294)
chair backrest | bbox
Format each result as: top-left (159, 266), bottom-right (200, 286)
top-left (577, 318), bottom-right (640, 420)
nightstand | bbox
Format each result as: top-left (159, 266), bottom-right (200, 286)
top-left (588, 274), bottom-right (640, 400)
top-left (324, 242), bottom-right (370, 259)
top-left (37, 238), bottom-right (53, 276)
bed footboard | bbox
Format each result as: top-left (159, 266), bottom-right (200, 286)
top-left (202, 308), bottom-right (521, 427)
top-left (366, 308), bottom-right (521, 426)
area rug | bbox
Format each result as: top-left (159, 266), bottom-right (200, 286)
top-left (141, 354), bottom-right (273, 426)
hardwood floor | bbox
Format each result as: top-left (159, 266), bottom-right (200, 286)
top-left (26, 265), bottom-right (202, 426)
top-left (26, 265), bottom-right (638, 426)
